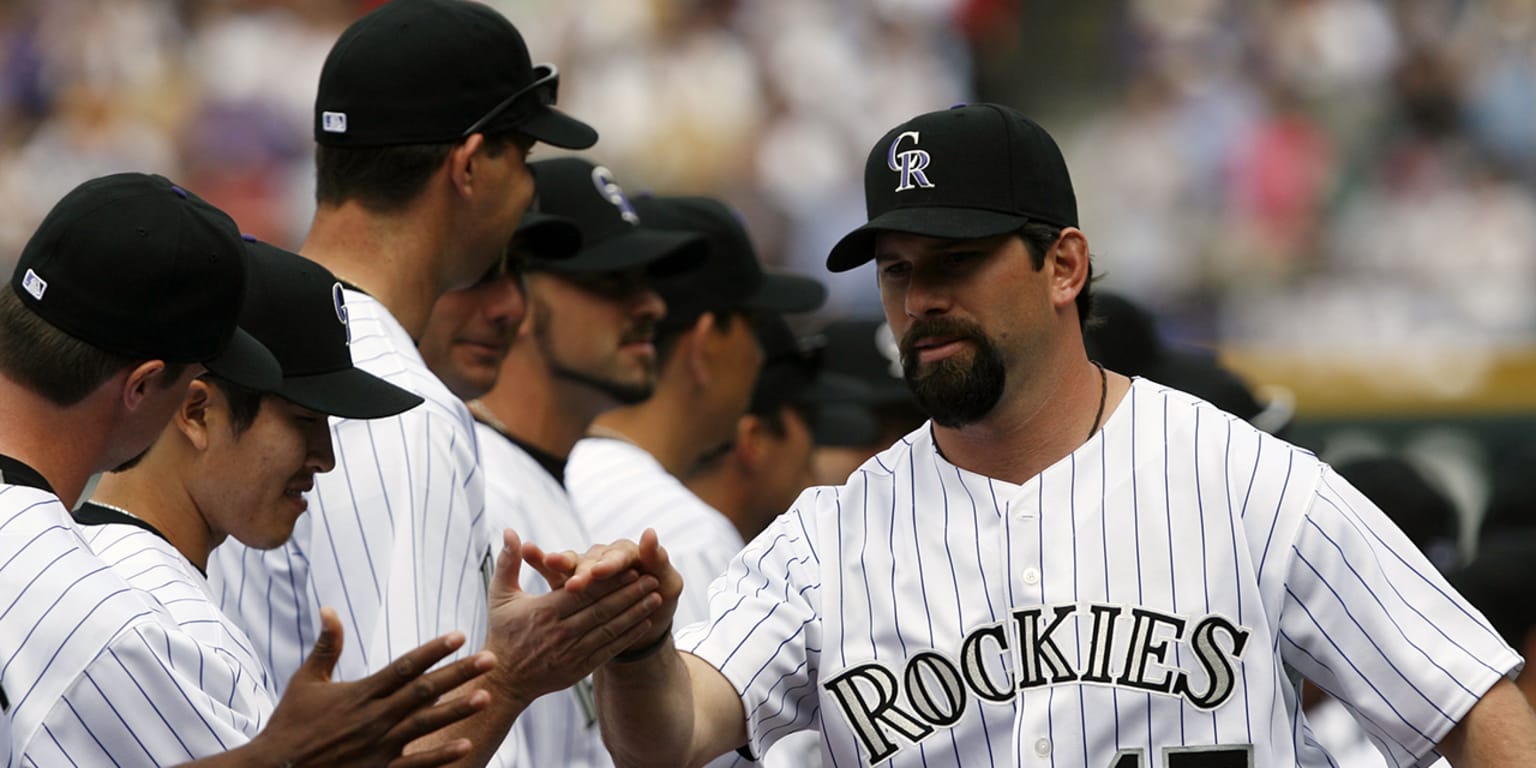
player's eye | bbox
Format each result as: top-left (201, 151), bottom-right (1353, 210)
top-left (878, 261), bottom-right (911, 279)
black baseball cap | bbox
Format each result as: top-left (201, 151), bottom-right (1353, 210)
top-left (13, 173), bottom-right (280, 389)
top-left (511, 211), bottom-right (582, 263)
top-left (751, 313), bottom-right (877, 447)
top-left (314, 0), bottom-right (596, 149)
top-left (827, 103), bottom-right (1078, 272)
top-left (523, 158), bottom-right (706, 276)
top-left (814, 318), bottom-right (914, 407)
top-left (237, 239), bottom-right (424, 419)
top-left (633, 196), bottom-right (827, 332)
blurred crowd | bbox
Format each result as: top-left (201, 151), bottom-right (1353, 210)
top-left (3, 0), bottom-right (1534, 350)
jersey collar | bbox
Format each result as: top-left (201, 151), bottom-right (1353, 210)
top-left (0, 452), bottom-right (56, 495)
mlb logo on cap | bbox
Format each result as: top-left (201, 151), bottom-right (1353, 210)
top-left (20, 269), bottom-right (46, 301)
top-left (322, 111), bottom-right (347, 134)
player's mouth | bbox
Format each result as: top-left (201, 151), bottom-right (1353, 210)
top-left (457, 338), bottom-right (509, 360)
top-left (283, 478), bottom-right (313, 513)
top-left (911, 335), bottom-right (968, 363)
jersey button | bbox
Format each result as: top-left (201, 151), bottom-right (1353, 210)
top-left (1034, 737), bottom-right (1051, 756)
top-left (1022, 567), bottom-right (1040, 585)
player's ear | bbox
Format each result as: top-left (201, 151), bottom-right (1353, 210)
top-left (119, 360), bottom-right (167, 412)
top-left (175, 379), bottom-right (215, 450)
top-left (734, 415), bottom-right (765, 469)
top-left (1048, 227), bottom-right (1090, 312)
top-left (684, 313), bottom-right (718, 386)
top-left (447, 133), bottom-right (486, 200)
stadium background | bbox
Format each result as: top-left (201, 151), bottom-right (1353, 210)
top-left (1, 0), bottom-right (1532, 548)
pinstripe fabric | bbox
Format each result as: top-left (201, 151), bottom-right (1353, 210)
top-left (478, 422), bottom-right (606, 768)
top-left (208, 291), bottom-right (493, 695)
top-left (567, 437), bottom-right (745, 629)
top-left (567, 436), bottom-right (771, 768)
top-left (1, 486), bottom-right (259, 766)
top-left (675, 378), bottom-right (1518, 768)
top-left (78, 521), bottom-right (276, 728)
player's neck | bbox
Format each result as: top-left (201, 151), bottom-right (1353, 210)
top-left (477, 353), bottom-right (606, 459)
top-left (91, 452), bottom-right (213, 570)
top-left (301, 200), bottom-right (453, 340)
top-left (0, 373), bottom-right (116, 508)
top-left (589, 401), bottom-right (700, 478)
top-left (931, 361), bottom-right (1124, 485)
top-left (683, 467), bottom-right (752, 541)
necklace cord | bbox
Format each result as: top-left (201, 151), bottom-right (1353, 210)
top-left (1087, 361), bottom-right (1107, 441)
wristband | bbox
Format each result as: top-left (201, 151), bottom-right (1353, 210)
top-left (612, 623), bottom-right (673, 663)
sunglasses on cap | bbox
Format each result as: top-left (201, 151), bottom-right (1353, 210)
top-left (461, 64), bottom-right (560, 140)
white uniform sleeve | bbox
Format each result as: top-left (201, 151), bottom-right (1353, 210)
top-left (675, 488), bottom-right (827, 759)
top-left (22, 621), bottom-right (259, 766)
top-left (1277, 466), bottom-right (1520, 767)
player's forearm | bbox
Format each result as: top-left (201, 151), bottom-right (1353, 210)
top-left (595, 642), bottom-right (705, 768)
top-left (1438, 678), bottom-right (1536, 766)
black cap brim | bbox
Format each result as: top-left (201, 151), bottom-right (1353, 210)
top-left (277, 367), bottom-right (424, 420)
top-left (517, 108), bottom-right (598, 150)
top-left (203, 326), bottom-right (282, 391)
top-left (515, 211), bottom-right (582, 260)
top-left (827, 206), bottom-right (1030, 272)
top-left (747, 272), bottom-right (827, 314)
top-left (533, 229), bottom-right (707, 276)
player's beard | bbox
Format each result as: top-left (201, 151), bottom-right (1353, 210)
top-left (541, 320), bottom-right (657, 406)
top-left (900, 317), bottom-right (1006, 428)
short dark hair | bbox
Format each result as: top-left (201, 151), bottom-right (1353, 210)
top-left (655, 308), bottom-right (752, 367)
top-left (201, 374), bottom-right (266, 437)
top-left (0, 285), bottom-right (134, 406)
top-left (314, 131), bottom-right (527, 212)
top-left (1017, 222), bottom-right (1095, 330)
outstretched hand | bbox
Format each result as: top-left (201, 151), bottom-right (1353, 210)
top-left (248, 607), bottom-right (495, 768)
top-left (525, 528), bottom-right (684, 660)
top-left (483, 529), bottom-right (666, 708)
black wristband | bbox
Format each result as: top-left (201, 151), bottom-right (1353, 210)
top-left (612, 623), bottom-right (673, 663)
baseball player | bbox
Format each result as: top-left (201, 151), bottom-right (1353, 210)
top-left (0, 174), bottom-right (494, 768)
top-left (72, 238), bottom-right (430, 752)
top-left (563, 104), bottom-right (1536, 767)
top-left (686, 311), bottom-right (877, 543)
top-left (429, 158), bottom-right (704, 768)
top-left (567, 193), bottom-right (826, 627)
top-left (206, 3), bottom-right (666, 766)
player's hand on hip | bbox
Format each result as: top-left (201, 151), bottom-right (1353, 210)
top-left (250, 607), bottom-right (496, 768)
top-left (486, 528), bottom-right (665, 707)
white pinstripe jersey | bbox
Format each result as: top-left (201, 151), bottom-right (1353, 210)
top-left (676, 378), bottom-right (1520, 768)
top-left (567, 437), bottom-right (745, 629)
top-left (73, 506), bottom-right (276, 736)
top-left (208, 290), bottom-right (494, 693)
top-left (567, 437), bottom-right (771, 768)
top-left (0, 460), bottom-right (264, 767)
top-left (477, 421), bottom-right (605, 768)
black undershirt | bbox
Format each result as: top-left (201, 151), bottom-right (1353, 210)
top-left (474, 418), bottom-right (569, 486)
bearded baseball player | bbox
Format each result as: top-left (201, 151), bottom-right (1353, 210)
top-left (554, 103), bottom-right (1536, 767)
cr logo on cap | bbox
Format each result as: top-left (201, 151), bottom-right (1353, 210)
top-left (590, 166), bottom-right (640, 225)
top-left (332, 282), bottom-right (351, 345)
top-left (888, 131), bottom-right (935, 192)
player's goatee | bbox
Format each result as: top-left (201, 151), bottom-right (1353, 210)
top-left (900, 317), bottom-right (1005, 427)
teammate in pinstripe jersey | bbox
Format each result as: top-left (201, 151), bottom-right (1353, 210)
top-left (70, 237), bottom-right (440, 758)
top-left (208, 5), bottom-right (674, 768)
top-left (563, 104), bottom-right (1536, 768)
top-left (0, 174), bottom-right (498, 768)
top-left (568, 193), bottom-right (826, 629)
top-left (425, 159), bottom-right (710, 768)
